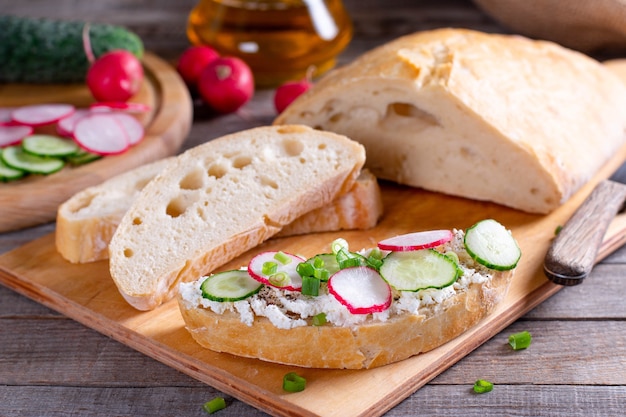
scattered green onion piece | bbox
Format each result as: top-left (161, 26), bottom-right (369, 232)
top-left (312, 312), bottom-right (327, 326)
top-left (366, 255), bottom-right (383, 270)
top-left (296, 262), bottom-right (315, 277)
top-left (283, 372), bottom-right (307, 392)
top-left (555, 225), bottom-right (563, 235)
top-left (339, 257), bottom-right (364, 269)
top-left (202, 397), bottom-right (226, 414)
top-left (262, 261), bottom-right (278, 276)
top-left (313, 267), bottom-right (329, 281)
top-left (269, 272), bottom-right (291, 287)
top-left (369, 247), bottom-right (383, 260)
top-left (331, 238), bottom-right (349, 255)
top-left (313, 256), bottom-right (325, 269)
top-left (274, 251), bottom-right (292, 265)
top-left (508, 330), bottom-right (532, 350)
top-left (335, 248), bottom-right (351, 264)
top-left (473, 379), bottom-right (493, 394)
top-left (301, 275), bottom-right (320, 296)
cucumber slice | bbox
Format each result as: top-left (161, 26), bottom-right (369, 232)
top-left (379, 249), bottom-right (461, 291)
top-left (200, 270), bottom-right (263, 302)
top-left (22, 134), bottom-right (79, 157)
top-left (0, 157), bottom-right (25, 181)
top-left (65, 149), bottom-right (102, 165)
top-left (464, 219), bottom-right (521, 271)
top-left (1, 145), bottom-right (65, 174)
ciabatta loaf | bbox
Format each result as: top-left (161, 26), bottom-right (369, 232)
top-left (109, 125), bottom-right (366, 310)
top-left (55, 162), bottom-right (382, 264)
top-left (178, 226), bottom-right (515, 369)
top-left (275, 28), bottom-right (626, 214)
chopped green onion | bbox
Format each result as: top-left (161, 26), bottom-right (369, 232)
top-left (312, 312), bottom-right (327, 326)
top-left (339, 257), bottom-right (364, 269)
top-left (269, 272), bottom-right (291, 287)
top-left (331, 238), bottom-right (349, 254)
top-left (335, 247), bottom-right (350, 263)
top-left (313, 267), bottom-right (329, 281)
top-left (262, 261), bottom-right (278, 276)
top-left (301, 275), bottom-right (320, 296)
top-left (473, 379), bottom-right (493, 394)
top-left (366, 255), bottom-right (383, 270)
top-left (274, 251), bottom-right (292, 265)
top-left (369, 247), bottom-right (383, 260)
top-left (296, 262), bottom-right (315, 277)
top-left (508, 330), bottom-right (532, 350)
top-left (202, 397), bottom-right (226, 414)
top-left (283, 372), bottom-right (307, 392)
top-left (313, 256), bottom-right (325, 269)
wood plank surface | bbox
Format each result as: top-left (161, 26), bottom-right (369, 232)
top-left (0, 53), bottom-right (193, 232)
top-left (1, 1), bottom-right (626, 416)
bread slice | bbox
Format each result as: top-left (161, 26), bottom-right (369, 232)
top-left (108, 125), bottom-right (366, 310)
top-left (275, 28), bottom-right (626, 214)
top-left (177, 229), bottom-right (513, 369)
top-left (55, 161), bottom-right (382, 264)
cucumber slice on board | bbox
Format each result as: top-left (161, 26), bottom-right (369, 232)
top-left (1, 145), bottom-right (65, 175)
top-left (464, 219), bottom-right (521, 271)
top-left (380, 249), bottom-right (461, 291)
top-left (65, 149), bottom-right (102, 165)
top-left (0, 157), bottom-right (25, 181)
top-left (200, 270), bottom-right (263, 302)
top-left (22, 134), bottom-right (80, 157)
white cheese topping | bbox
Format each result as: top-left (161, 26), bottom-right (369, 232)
top-left (179, 229), bottom-right (494, 330)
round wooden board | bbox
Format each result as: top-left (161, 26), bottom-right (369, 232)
top-left (0, 53), bottom-right (193, 233)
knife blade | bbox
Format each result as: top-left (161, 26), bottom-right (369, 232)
top-left (544, 161), bottom-right (626, 285)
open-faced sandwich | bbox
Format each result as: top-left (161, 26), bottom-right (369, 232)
top-left (178, 219), bottom-right (520, 369)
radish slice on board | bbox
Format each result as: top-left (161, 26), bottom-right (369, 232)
top-left (108, 113), bottom-right (144, 145)
top-left (328, 267), bottom-right (392, 314)
top-left (248, 251), bottom-right (305, 291)
top-left (11, 104), bottom-right (75, 127)
top-left (0, 108), bottom-right (16, 124)
top-left (0, 125), bottom-right (33, 147)
top-left (377, 229), bottom-right (454, 252)
top-left (90, 102), bottom-right (151, 113)
top-left (73, 113), bottom-right (129, 155)
top-left (56, 109), bottom-right (91, 137)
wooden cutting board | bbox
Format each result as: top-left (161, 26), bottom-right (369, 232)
top-left (0, 52), bottom-right (193, 232)
top-left (1, 139), bottom-right (625, 417)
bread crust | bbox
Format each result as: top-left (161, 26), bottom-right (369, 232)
top-left (275, 28), bottom-right (626, 213)
top-left (178, 267), bottom-right (512, 369)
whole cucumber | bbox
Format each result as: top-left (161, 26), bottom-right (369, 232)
top-left (0, 15), bottom-right (144, 83)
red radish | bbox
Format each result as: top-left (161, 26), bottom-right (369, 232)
top-left (377, 229), bottom-right (454, 252)
top-left (73, 113), bottom-right (130, 155)
top-left (274, 78), bottom-right (312, 114)
top-left (328, 267), bottom-right (392, 314)
top-left (198, 57), bottom-right (254, 113)
top-left (0, 108), bottom-right (16, 124)
top-left (107, 113), bottom-right (144, 145)
top-left (10, 104), bottom-right (75, 127)
top-left (177, 45), bottom-right (220, 85)
top-left (86, 50), bottom-right (144, 102)
top-left (89, 102), bottom-right (151, 114)
top-left (56, 109), bottom-right (90, 137)
top-left (0, 125), bottom-right (33, 147)
top-left (248, 251), bottom-right (305, 291)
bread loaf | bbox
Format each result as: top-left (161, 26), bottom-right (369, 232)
top-left (275, 28), bottom-right (626, 214)
top-left (108, 125), bottom-right (366, 310)
top-left (55, 162), bottom-right (382, 264)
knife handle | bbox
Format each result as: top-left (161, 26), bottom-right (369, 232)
top-left (544, 180), bottom-right (626, 286)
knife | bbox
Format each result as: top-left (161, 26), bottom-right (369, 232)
top-left (544, 161), bottom-right (626, 286)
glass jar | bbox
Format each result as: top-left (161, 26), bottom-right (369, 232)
top-left (186, 0), bottom-right (353, 87)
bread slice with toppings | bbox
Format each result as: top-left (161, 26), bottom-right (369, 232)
top-left (108, 125), bottom-right (366, 311)
top-left (55, 161), bottom-right (382, 264)
top-left (275, 28), bottom-right (626, 214)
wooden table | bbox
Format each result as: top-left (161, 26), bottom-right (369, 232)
top-left (1, 1), bottom-right (625, 416)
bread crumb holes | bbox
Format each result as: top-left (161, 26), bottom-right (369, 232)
top-left (282, 138), bottom-right (304, 156)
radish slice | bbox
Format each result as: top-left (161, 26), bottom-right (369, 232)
top-left (0, 125), bottom-right (33, 147)
top-left (90, 102), bottom-right (151, 113)
top-left (73, 113), bottom-right (129, 155)
top-left (377, 229), bottom-right (454, 252)
top-left (56, 109), bottom-right (91, 137)
top-left (248, 251), bottom-right (305, 291)
top-left (11, 104), bottom-right (75, 127)
top-left (328, 267), bottom-right (392, 314)
top-left (0, 108), bottom-right (16, 124)
top-left (108, 113), bottom-right (144, 145)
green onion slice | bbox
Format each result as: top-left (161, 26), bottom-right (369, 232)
top-left (274, 251), bottom-right (292, 265)
top-left (301, 275), bottom-right (320, 296)
top-left (473, 379), bottom-right (493, 394)
top-left (262, 261), bottom-right (278, 275)
top-left (269, 272), bottom-right (291, 287)
top-left (202, 397), bottom-right (226, 414)
top-left (312, 312), bottom-right (327, 326)
top-left (508, 330), bottom-right (532, 350)
top-left (283, 372), bottom-right (307, 392)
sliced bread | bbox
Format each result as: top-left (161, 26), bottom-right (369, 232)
top-left (108, 125), bottom-right (366, 310)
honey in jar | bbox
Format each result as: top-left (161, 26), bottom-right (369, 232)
top-left (186, 0), bottom-right (353, 87)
